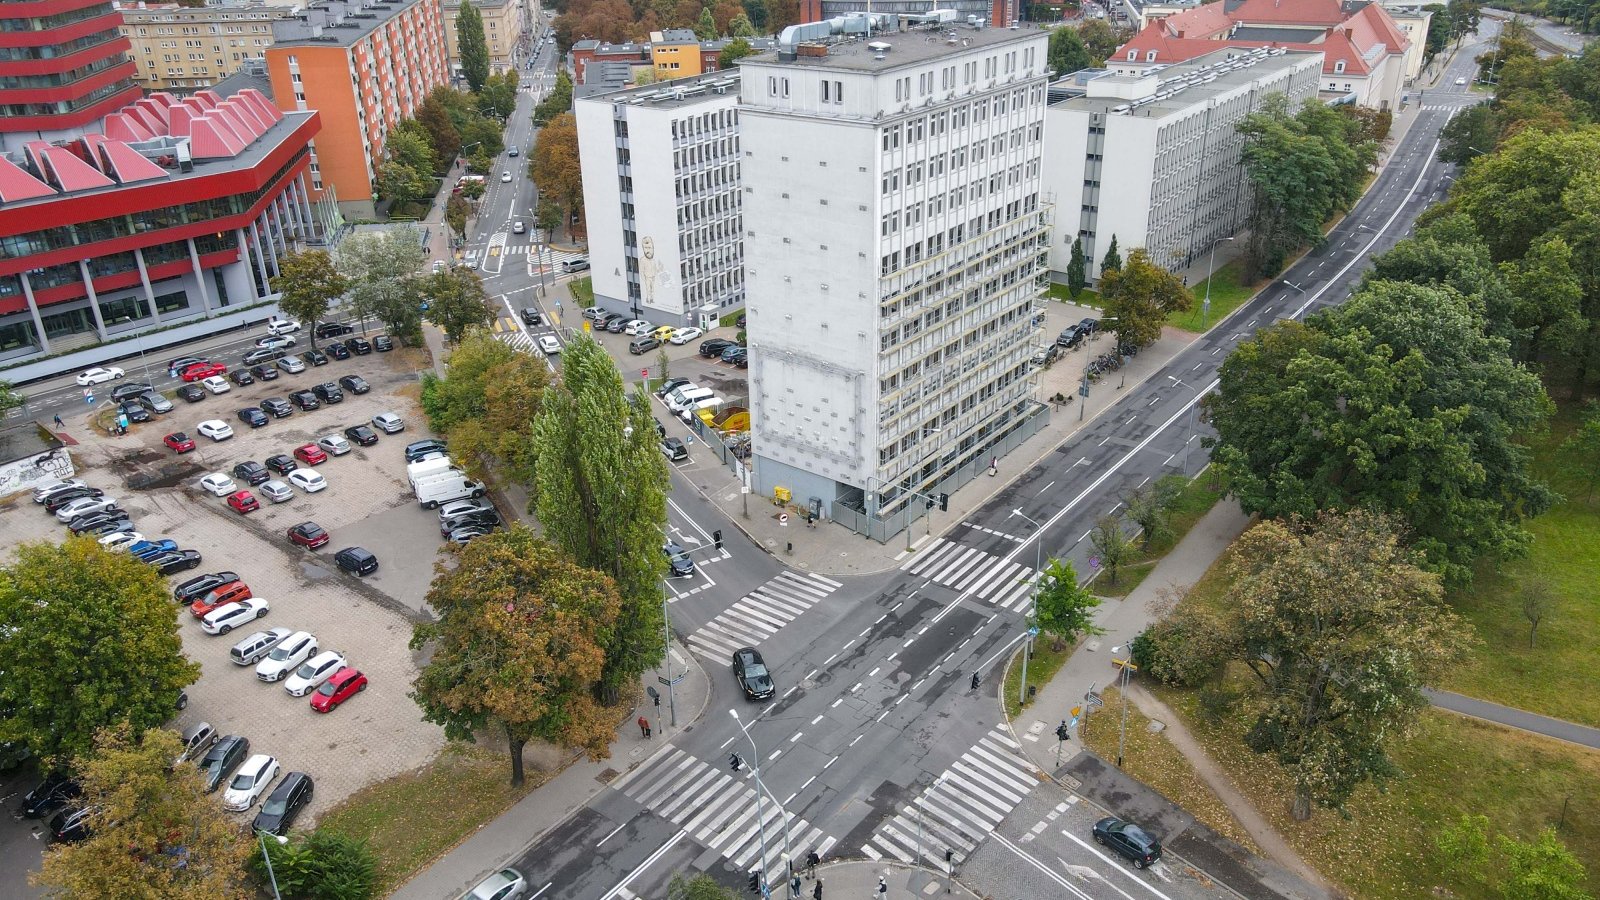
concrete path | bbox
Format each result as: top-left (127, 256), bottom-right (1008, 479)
top-left (1425, 690), bottom-right (1600, 750)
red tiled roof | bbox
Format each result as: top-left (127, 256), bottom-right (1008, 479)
top-left (1230, 0), bottom-right (1345, 27)
top-left (1150, 2), bottom-right (1234, 39)
top-left (1113, 0), bottom-right (1408, 76)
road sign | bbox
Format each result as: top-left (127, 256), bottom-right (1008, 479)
top-left (641, 368), bottom-right (649, 379)
top-left (582, 321), bottom-right (591, 332)
top-left (1086, 692), bottom-right (1104, 708)
top-left (657, 676), bottom-right (672, 686)
top-left (1028, 625), bottom-right (1040, 637)
top-left (1088, 555), bottom-right (1100, 569)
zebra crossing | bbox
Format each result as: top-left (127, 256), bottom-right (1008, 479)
top-left (610, 745), bottom-right (836, 886)
top-left (899, 539), bottom-right (1036, 612)
top-left (861, 727), bottom-right (1037, 864)
top-left (686, 571), bottom-right (841, 663)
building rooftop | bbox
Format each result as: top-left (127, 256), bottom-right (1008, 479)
top-left (581, 69), bottom-right (743, 109)
top-left (1049, 46), bottom-right (1319, 119)
top-left (117, 1), bottom-right (295, 20)
top-left (0, 421), bottom-right (63, 468)
top-left (746, 20), bottom-right (1040, 74)
top-left (213, 60), bottom-right (276, 101)
top-left (272, 0), bottom-right (424, 49)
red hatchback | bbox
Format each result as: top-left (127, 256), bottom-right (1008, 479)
top-left (226, 490), bottom-right (260, 514)
top-left (163, 432), bottom-right (196, 454)
top-left (179, 361), bottom-right (227, 382)
top-left (292, 444), bottom-right (328, 466)
top-left (287, 521), bottom-right (330, 549)
top-left (309, 667), bottom-right (367, 713)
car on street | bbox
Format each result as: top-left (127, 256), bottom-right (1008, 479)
top-left (260, 397), bottom-right (293, 418)
top-left (668, 326), bottom-right (703, 345)
top-left (226, 490), bottom-right (260, 514)
top-left (250, 364), bottom-right (281, 382)
top-left (177, 384), bottom-right (207, 402)
top-left (561, 256), bottom-right (590, 273)
top-left (232, 461), bottom-right (270, 485)
top-left (261, 480), bottom-right (294, 503)
top-left (265, 454), bottom-right (298, 475)
top-left (75, 366), bottom-right (124, 386)
top-left (661, 437), bottom-right (688, 462)
top-left (293, 443), bottom-right (328, 465)
top-left (252, 772), bottom-right (313, 836)
top-left (338, 374), bottom-right (370, 394)
top-left (180, 361), bottom-right (227, 382)
top-left (405, 439), bottom-right (447, 462)
top-left (199, 472), bottom-right (237, 496)
top-left (288, 469), bottom-right (327, 493)
top-left (117, 399), bottom-right (151, 423)
top-left (500, 171), bottom-right (512, 182)
top-left (508, 147), bottom-right (520, 157)
top-left (137, 391), bottom-right (173, 414)
top-left (289, 390), bottom-right (321, 411)
top-left (317, 434), bottom-right (352, 456)
top-left (167, 356), bottom-right (206, 378)
top-left (256, 335), bottom-right (297, 351)
top-left (243, 348), bottom-right (286, 367)
top-left (312, 382), bottom-right (344, 404)
top-left (538, 335), bottom-right (561, 355)
top-left (19, 773), bottom-right (80, 818)
top-left (173, 570), bottom-right (240, 605)
top-left (107, 382), bottom-right (153, 403)
top-left (521, 308), bottom-right (542, 327)
top-left (732, 647), bottom-right (774, 701)
top-left (197, 419), bottom-right (234, 441)
top-left (54, 495), bottom-right (118, 522)
top-left (228, 369), bottom-right (255, 387)
top-left (462, 869), bottom-right (526, 900)
top-left (1093, 816), bottom-right (1162, 868)
top-left (624, 319), bottom-right (654, 336)
top-left (256, 631), bottom-right (319, 682)
top-left (1455, 76), bottom-right (1467, 85)
top-left (513, 221), bottom-right (525, 234)
top-left (164, 432), bottom-right (196, 453)
top-left (266, 318), bottom-right (301, 336)
top-left (288, 521), bottom-right (331, 549)
top-left (198, 735), bottom-right (249, 793)
top-left (223, 754), bottom-right (280, 811)
top-left (284, 651), bottom-right (346, 697)
top-left (663, 541), bottom-right (695, 577)
top-left (276, 356), bottom-right (306, 374)
top-left (373, 335), bottom-right (394, 351)
top-left (371, 412), bottom-right (405, 434)
top-left (334, 546), bottom-right (378, 576)
top-left (237, 407), bottom-right (269, 428)
top-left (201, 375), bottom-right (230, 394)
top-left (344, 424), bottom-right (379, 446)
top-left (200, 596), bottom-right (269, 635)
top-left (148, 549), bottom-right (204, 575)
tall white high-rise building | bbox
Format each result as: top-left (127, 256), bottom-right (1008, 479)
top-left (739, 19), bottom-right (1051, 536)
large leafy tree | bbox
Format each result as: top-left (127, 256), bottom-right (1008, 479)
top-left (694, 5), bottom-right (718, 38)
top-left (420, 266), bottom-right (494, 344)
top-left (1438, 814), bottom-right (1593, 900)
top-left (1097, 247), bottom-right (1191, 349)
top-left (533, 70), bottom-right (574, 126)
top-left (1221, 510), bottom-right (1472, 819)
top-left (0, 539), bottom-right (199, 765)
top-left (529, 112), bottom-right (583, 239)
top-left (252, 830), bottom-right (378, 900)
top-left (1077, 18), bottom-right (1122, 62)
top-left (1048, 26), bottom-right (1092, 77)
top-left (411, 527), bottom-right (619, 786)
top-left (376, 125), bottom-right (437, 210)
top-left (416, 94), bottom-right (462, 169)
top-left (421, 332), bottom-right (549, 488)
top-left (1032, 559), bottom-right (1103, 651)
top-left (532, 336), bottom-right (668, 703)
top-left (478, 69), bottom-right (519, 122)
top-left (335, 225), bottom-right (426, 340)
top-left (719, 37), bottom-right (755, 68)
top-left (33, 726), bottom-right (250, 897)
top-left (271, 250), bottom-right (350, 349)
top-left (457, 0), bottom-right (491, 92)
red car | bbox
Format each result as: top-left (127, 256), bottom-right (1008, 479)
top-left (226, 490), bottom-right (260, 514)
top-left (163, 432), bottom-right (196, 454)
top-left (287, 521), bottom-right (330, 549)
top-left (190, 580), bottom-right (252, 618)
top-left (292, 444), bottom-right (328, 466)
top-left (179, 361), bottom-right (227, 382)
top-left (309, 667), bottom-right (367, 713)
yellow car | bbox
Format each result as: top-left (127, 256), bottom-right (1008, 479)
top-left (652, 325), bottom-right (677, 342)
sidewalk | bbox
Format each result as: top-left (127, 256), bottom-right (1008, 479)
top-left (804, 861), bottom-right (983, 900)
top-left (390, 638), bottom-right (710, 900)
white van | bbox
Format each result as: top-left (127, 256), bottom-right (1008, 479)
top-left (416, 473), bottom-right (485, 509)
top-left (406, 455), bottom-right (456, 487)
top-left (666, 386), bottom-right (713, 413)
top-left (678, 396), bottom-right (723, 423)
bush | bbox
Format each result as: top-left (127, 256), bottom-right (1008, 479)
top-left (252, 829), bottom-right (378, 900)
top-left (1131, 612), bottom-right (1227, 687)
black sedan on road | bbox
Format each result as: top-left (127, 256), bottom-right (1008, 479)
top-left (732, 647), bottom-right (774, 701)
top-left (1092, 817), bottom-right (1162, 869)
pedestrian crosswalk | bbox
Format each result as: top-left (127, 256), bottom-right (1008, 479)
top-left (899, 539), bottom-right (1036, 612)
top-left (610, 745), bottom-right (837, 887)
top-left (860, 727), bottom-right (1037, 864)
top-left (687, 571), bottom-right (841, 663)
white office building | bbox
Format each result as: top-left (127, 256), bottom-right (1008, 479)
top-left (1044, 46), bottom-right (1321, 282)
top-left (574, 70), bottom-right (745, 327)
top-left (740, 17), bottom-right (1052, 537)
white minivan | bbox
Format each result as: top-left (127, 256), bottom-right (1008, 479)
top-left (415, 473), bottom-right (485, 509)
top-left (666, 386), bottom-right (713, 414)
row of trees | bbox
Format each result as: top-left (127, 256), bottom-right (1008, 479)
top-left (530, 111), bottom-right (584, 239)
top-left (551, 0), bottom-right (793, 49)
top-left (380, 82), bottom-right (514, 208)
top-left (1047, 18), bottom-right (1133, 77)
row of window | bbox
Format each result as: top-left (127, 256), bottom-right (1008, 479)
top-left (0, 76), bottom-right (134, 120)
top-left (0, 53), bottom-right (123, 90)
top-left (880, 125), bottom-right (1041, 195)
top-left (888, 46), bottom-right (1039, 106)
top-left (0, 28), bottom-right (118, 62)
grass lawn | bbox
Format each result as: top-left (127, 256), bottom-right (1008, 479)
top-left (1045, 283), bottom-right (1102, 307)
top-left (1089, 469), bottom-right (1228, 599)
top-left (568, 276), bottom-right (594, 307)
top-left (1002, 638), bottom-right (1072, 719)
top-left (1166, 260), bottom-right (1256, 334)
top-left (317, 743), bottom-right (549, 895)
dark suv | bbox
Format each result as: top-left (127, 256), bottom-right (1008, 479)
top-left (699, 338), bottom-right (736, 358)
top-left (732, 647), bottom-right (774, 701)
top-left (334, 546), bottom-right (378, 576)
top-left (324, 341), bottom-right (351, 360)
top-left (232, 461), bottom-right (270, 486)
top-left (289, 390), bottom-right (321, 411)
top-left (1092, 817), bottom-right (1162, 868)
top-left (312, 382), bottom-right (344, 404)
top-left (260, 397), bottom-right (293, 418)
top-left (198, 735), bottom-right (249, 793)
top-left (300, 349), bottom-right (328, 367)
top-left (315, 321), bottom-right (354, 339)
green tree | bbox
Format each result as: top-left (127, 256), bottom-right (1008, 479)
top-left (1132, 600), bottom-right (1236, 688)
top-left (668, 872), bottom-right (739, 900)
top-left (411, 527), bottom-right (620, 786)
top-left (1088, 515), bottom-right (1133, 584)
top-left (1421, 3), bottom-right (1451, 68)
top-left (1438, 102), bottom-right (1502, 166)
top-left (695, 5), bottom-right (718, 38)
top-left (335, 225), bottom-right (425, 340)
top-left (719, 36), bottom-right (756, 68)
top-left (1097, 248), bottom-right (1191, 350)
top-left (529, 112), bottom-right (584, 239)
top-left (421, 331), bottom-right (516, 432)
top-left (457, 0), bottom-right (491, 92)
top-left (533, 70), bottom-right (574, 125)
top-left (419, 267), bottom-right (494, 344)
top-left (252, 829), bottom-right (379, 900)
top-left (415, 95), bottom-right (462, 173)
top-left (1562, 401), bottom-right (1600, 499)
top-left (0, 378), bottom-right (22, 418)
top-left (1032, 559), bottom-right (1103, 651)
top-left (1099, 234), bottom-right (1121, 276)
top-left (376, 126), bottom-right (437, 210)
top-left (1519, 575), bottom-right (1556, 650)
top-left (1048, 26), bottom-right (1092, 77)
top-left (459, 112), bottom-right (506, 159)
top-left (1436, 815), bottom-right (1593, 900)
top-left (742, 0), bottom-right (768, 31)
top-left (727, 12), bottom-right (756, 36)
top-left (421, 332), bottom-right (549, 488)
top-left (532, 337), bottom-right (668, 703)
top-left (446, 193), bottom-right (470, 240)
top-left (32, 726), bottom-right (250, 898)
top-left (1122, 474), bottom-right (1184, 547)
top-left (1078, 18), bottom-right (1122, 62)
top-left (1222, 510), bottom-right (1472, 819)
top-left (1066, 235), bottom-right (1087, 299)
top-left (272, 250), bottom-right (350, 350)
top-left (478, 69), bottom-right (519, 121)
top-left (1438, 814), bottom-right (1493, 885)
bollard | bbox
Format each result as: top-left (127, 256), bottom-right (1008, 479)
top-left (786, 541), bottom-right (793, 555)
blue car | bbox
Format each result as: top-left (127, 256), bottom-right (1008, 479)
top-left (128, 539), bottom-right (177, 560)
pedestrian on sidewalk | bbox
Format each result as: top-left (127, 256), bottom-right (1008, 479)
top-left (970, 671), bottom-right (981, 690)
top-left (637, 716), bottom-right (651, 739)
top-left (988, 457), bottom-right (998, 477)
top-left (806, 850), bottom-right (819, 879)
top-left (876, 874), bottom-right (887, 896)
top-left (812, 879), bottom-right (823, 900)
top-left (52, 414), bottom-right (63, 429)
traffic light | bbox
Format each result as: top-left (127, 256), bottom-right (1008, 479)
top-left (713, 529), bottom-right (723, 551)
top-left (1055, 721), bottom-right (1071, 742)
top-left (926, 495), bottom-right (936, 509)
top-left (938, 492), bottom-right (949, 512)
top-left (945, 849), bottom-right (954, 864)
top-left (748, 870), bottom-right (760, 893)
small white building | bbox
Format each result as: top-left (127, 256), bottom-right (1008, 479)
top-left (574, 71), bottom-right (745, 327)
top-left (1044, 47), bottom-right (1322, 281)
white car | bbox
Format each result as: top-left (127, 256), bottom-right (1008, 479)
top-left (266, 318), bottom-right (302, 336)
top-left (97, 531), bottom-right (143, 549)
top-left (198, 473), bottom-right (237, 496)
top-left (197, 420), bottom-right (234, 441)
top-left (75, 366), bottom-right (124, 387)
top-left (200, 596), bottom-right (269, 635)
top-left (283, 650), bottom-right (346, 697)
top-left (500, 171), bottom-right (512, 183)
top-left (260, 480), bottom-right (294, 503)
top-left (371, 412), bottom-right (404, 434)
top-left (287, 469), bottom-right (327, 493)
top-left (201, 375), bottom-right (230, 395)
top-left (255, 335), bottom-right (297, 351)
top-left (54, 496), bottom-right (118, 522)
top-left (623, 319), bottom-right (654, 337)
top-left (538, 335), bottom-right (561, 355)
top-left (256, 631), bottom-right (318, 682)
top-left (317, 434), bottom-right (352, 456)
top-left (1455, 77), bottom-right (1467, 85)
top-left (34, 479), bottom-right (88, 503)
top-left (222, 754), bottom-right (280, 811)
top-left (668, 326), bottom-right (704, 345)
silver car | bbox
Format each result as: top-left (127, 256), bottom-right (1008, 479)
top-left (260, 480), bottom-right (294, 503)
top-left (371, 412), bottom-right (404, 434)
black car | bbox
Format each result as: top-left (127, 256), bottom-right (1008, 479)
top-left (654, 377), bottom-right (691, 399)
top-left (173, 570), bottom-right (240, 604)
top-left (237, 408), bottom-right (269, 428)
top-left (701, 338), bottom-right (737, 358)
top-left (1031, 344), bottom-right (1059, 367)
top-left (300, 349), bottom-right (329, 367)
top-left (44, 487), bottom-right (104, 513)
top-left (440, 510), bottom-right (500, 536)
top-left (289, 390), bottom-right (320, 411)
top-left (148, 549), bottom-right (203, 575)
top-left (68, 512), bottom-right (130, 535)
top-left (314, 321), bottom-right (354, 339)
top-left (198, 735), bottom-right (249, 793)
top-left (20, 773), bottom-right (80, 818)
top-left (344, 424), bottom-right (379, 446)
top-left (252, 772), bottom-right (314, 836)
top-left (312, 382), bottom-right (344, 404)
top-left (405, 439), bottom-right (448, 463)
top-left (372, 335), bottom-right (394, 352)
top-left (723, 347), bottom-right (748, 367)
top-left (242, 347), bottom-right (285, 367)
top-left (260, 397), bottom-right (293, 418)
top-left (334, 546), bottom-right (378, 577)
top-left (1093, 817), bottom-right (1162, 868)
top-left (520, 308), bottom-right (542, 327)
top-left (661, 437), bottom-right (688, 462)
top-left (250, 364), bottom-right (281, 382)
top-left (446, 524), bottom-right (495, 544)
top-left (117, 399), bottom-right (151, 423)
top-left (48, 805), bottom-right (98, 843)
top-left (339, 375), bottom-right (370, 395)
top-left (232, 461), bottom-right (270, 485)
top-left (1056, 326), bottom-right (1086, 349)
top-left (346, 336), bottom-right (371, 355)
top-left (111, 381), bottom-right (155, 403)
top-left (663, 541), bottom-right (695, 577)
top-left (176, 384), bottom-right (207, 403)
top-left (324, 341), bottom-right (351, 360)
top-left (265, 454), bottom-right (299, 475)
top-left (732, 647), bottom-right (774, 701)
top-left (228, 369), bottom-right (256, 386)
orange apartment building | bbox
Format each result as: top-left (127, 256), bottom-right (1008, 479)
top-left (264, 0), bottom-right (449, 218)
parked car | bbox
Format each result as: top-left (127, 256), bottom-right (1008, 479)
top-left (405, 439), bottom-right (448, 462)
top-left (200, 597), bottom-right (269, 635)
top-left (222, 754), bottom-right (280, 811)
top-left (55, 495), bottom-right (118, 522)
top-left (228, 369), bottom-right (256, 387)
top-left (700, 338), bottom-right (736, 358)
top-left (230, 628), bottom-right (292, 666)
top-left (75, 366), bottom-right (124, 386)
top-left (97, 531), bottom-right (143, 550)
top-left (264, 454), bottom-right (298, 475)
top-left (288, 521), bottom-right (330, 549)
top-left (288, 469), bottom-right (327, 493)
top-left (197, 419), bottom-right (234, 441)
top-left (299, 349), bottom-right (328, 367)
top-left (347, 336), bottom-right (372, 355)
top-left (437, 498), bottom-right (494, 520)
top-left (226, 490), bottom-right (260, 514)
top-left (198, 473), bottom-right (237, 496)
top-left (201, 375), bottom-right (231, 395)
top-left (137, 391), bottom-right (173, 414)
top-left (440, 511), bottom-right (500, 537)
top-left (446, 523), bottom-right (496, 544)
top-left (198, 735), bottom-right (249, 793)
top-left (237, 408), bottom-right (269, 428)
top-left (317, 434), bottom-right (352, 456)
top-left (288, 390), bottom-right (320, 411)
top-left (174, 721), bottom-right (217, 766)
top-left (190, 579), bottom-right (251, 617)
top-left (49, 805), bottom-right (100, 843)
top-left (293, 443), bottom-right (328, 465)
top-left (34, 477), bottom-right (88, 501)
top-left (1092, 817), bottom-right (1162, 869)
top-left (732, 647), bottom-right (774, 701)
top-left (180, 361), bottom-right (227, 382)
top-left (334, 546), bottom-right (378, 576)
top-left (324, 341), bottom-right (351, 361)
top-left (117, 400), bottom-right (150, 423)
top-left (373, 335), bottom-right (394, 352)
top-left (668, 326), bottom-right (704, 345)
top-left (163, 432), bottom-right (196, 454)
top-left (148, 550), bottom-right (203, 575)
top-left (243, 347), bottom-right (286, 367)
top-left (371, 412), bottom-right (405, 434)
top-left (338, 374), bottom-right (370, 395)
top-left (344, 424), bottom-right (379, 446)
top-left (284, 651), bottom-right (346, 697)
top-left (606, 316), bottom-right (630, 334)
top-left (173, 570), bottom-right (240, 605)
top-left (661, 437), bottom-right (688, 462)
top-left (232, 461), bottom-right (270, 486)
top-left (252, 772), bottom-right (314, 836)
top-left (260, 397), bottom-right (293, 418)
top-left (44, 487), bottom-right (103, 512)
top-left (249, 364), bottom-right (281, 382)
top-left (624, 319), bottom-right (655, 337)
top-left (177, 384), bottom-right (207, 403)
top-left (276, 356), bottom-right (306, 374)
top-left (462, 869), bottom-right (526, 900)
top-left (312, 382), bottom-right (344, 404)
top-left (128, 539), bottom-right (178, 561)
top-left (1031, 344), bottom-right (1059, 367)
top-left (260, 480), bottom-right (294, 503)
top-left (71, 515), bottom-right (132, 537)
top-left (256, 631), bottom-right (318, 682)
top-left (19, 773), bottom-right (80, 818)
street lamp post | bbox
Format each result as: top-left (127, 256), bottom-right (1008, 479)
top-left (731, 709), bottom-right (796, 898)
top-left (1008, 508), bottom-right (1044, 709)
top-left (1109, 645), bottom-right (1137, 768)
top-left (256, 830), bottom-right (288, 900)
top-left (1201, 236), bottom-right (1235, 330)
top-left (1166, 376), bottom-right (1200, 474)
top-left (913, 773), bottom-right (949, 870)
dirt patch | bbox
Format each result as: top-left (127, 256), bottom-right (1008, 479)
top-left (110, 447), bottom-right (206, 491)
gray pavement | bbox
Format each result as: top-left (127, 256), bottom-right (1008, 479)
top-left (1425, 690), bottom-right (1600, 750)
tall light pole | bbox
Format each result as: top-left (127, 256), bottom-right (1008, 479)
top-left (914, 773), bottom-right (949, 870)
top-left (1166, 376), bottom-right (1200, 474)
top-left (1009, 508), bottom-right (1044, 709)
top-left (731, 709), bottom-right (795, 898)
top-left (1109, 645), bottom-right (1137, 768)
top-left (1201, 236), bottom-right (1235, 330)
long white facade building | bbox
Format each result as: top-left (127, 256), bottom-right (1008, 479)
top-left (740, 19), bottom-right (1051, 535)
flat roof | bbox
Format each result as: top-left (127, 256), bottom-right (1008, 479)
top-left (744, 23), bottom-right (1039, 74)
top-left (0, 421), bottom-right (62, 467)
top-left (273, 0), bottom-right (424, 49)
top-left (1048, 46), bottom-right (1319, 120)
top-left (580, 69), bottom-right (743, 110)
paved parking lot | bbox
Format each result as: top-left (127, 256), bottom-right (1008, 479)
top-left (0, 344), bottom-right (456, 894)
